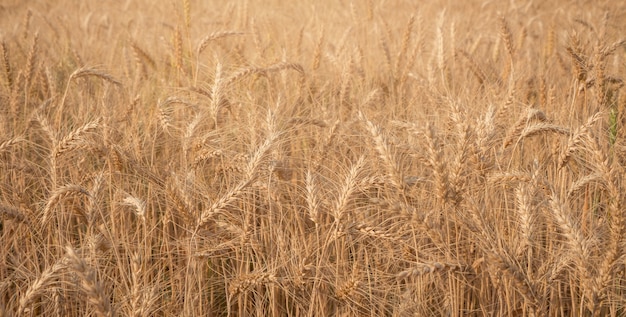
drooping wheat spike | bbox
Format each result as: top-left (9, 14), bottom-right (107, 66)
top-left (558, 112), bottom-right (602, 168)
top-left (502, 107), bottom-right (548, 148)
top-left (599, 39), bottom-right (625, 61)
top-left (58, 68), bottom-right (120, 121)
top-left (594, 40), bottom-right (625, 110)
top-left (193, 147), bottom-right (224, 169)
top-left (0, 203), bottom-right (27, 224)
top-left (537, 76), bottom-right (547, 108)
top-left (517, 122), bottom-right (570, 141)
top-left (52, 118), bottom-right (100, 158)
top-left (351, 222), bottom-right (398, 241)
top-left (65, 246), bottom-right (112, 317)
top-left (70, 67), bottom-right (122, 86)
top-left (53, 287), bottom-right (66, 316)
top-left (0, 135), bottom-right (24, 153)
top-left (157, 97), bottom-right (196, 134)
top-left (567, 172), bottom-right (604, 199)
top-left (106, 144), bottom-right (125, 172)
top-left (123, 195), bottom-right (146, 222)
top-left (18, 258), bottom-right (67, 315)
top-left (197, 130), bottom-right (278, 228)
top-left (81, 171), bottom-right (104, 227)
top-left (335, 276), bottom-right (360, 302)
top-left (228, 272), bottom-right (279, 298)
top-left (258, 62), bottom-right (305, 78)
top-left (488, 170), bottom-right (534, 185)
top-left (288, 117), bottom-right (328, 128)
top-left (42, 184), bottom-right (91, 226)
top-left (196, 31), bottom-right (246, 57)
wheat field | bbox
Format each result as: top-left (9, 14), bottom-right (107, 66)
top-left (1, 0), bottom-right (626, 316)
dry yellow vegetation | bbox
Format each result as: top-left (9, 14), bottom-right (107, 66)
top-left (1, 0), bottom-right (626, 316)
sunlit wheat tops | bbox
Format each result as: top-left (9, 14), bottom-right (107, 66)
top-left (1, 1), bottom-right (626, 316)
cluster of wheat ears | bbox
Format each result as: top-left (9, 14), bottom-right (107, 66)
top-left (1, 0), bottom-right (626, 316)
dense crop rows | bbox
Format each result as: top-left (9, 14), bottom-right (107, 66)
top-left (1, 1), bottom-right (626, 315)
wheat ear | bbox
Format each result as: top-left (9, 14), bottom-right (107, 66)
top-left (0, 204), bottom-right (28, 224)
top-left (359, 112), bottom-right (404, 191)
top-left (52, 118), bottom-right (100, 158)
top-left (41, 184), bottom-right (90, 226)
top-left (24, 32), bottom-right (39, 89)
top-left (558, 112), bottom-right (602, 168)
top-left (0, 136), bottom-right (24, 152)
top-left (197, 130), bottom-right (278, 228)
top-left (65, 246), bottom-right (112, 317)
top-left (1, 41), bottom-right (12, 90)
top-left (18, 259), bottom-right (67, 314)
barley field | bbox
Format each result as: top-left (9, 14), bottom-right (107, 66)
top-left (1, 0), bottom-right (626, 316)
